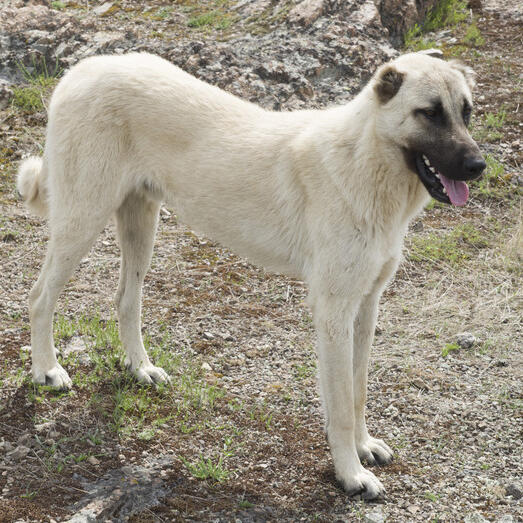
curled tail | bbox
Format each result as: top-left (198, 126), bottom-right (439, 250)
top-left (17, 157), bottom-right (48, 217)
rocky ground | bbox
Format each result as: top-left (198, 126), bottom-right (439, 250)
top-left (0, 0), bottom-right (521, 522)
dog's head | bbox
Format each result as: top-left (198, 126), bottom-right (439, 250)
top-left (372, 50), bottom-right (486, 206)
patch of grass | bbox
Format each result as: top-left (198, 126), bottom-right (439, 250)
top-left (188, 10), bottom-right (232, 29)
top-left (409, 223), bottom-right (489, 266)
top-left (470, 154), bottom-right (515, 200)
top-left (425, 491), bottom-right (440, 502)
top-left (463, 23), bottom-right (485, 47)
top-left (51, 1), bottom-right (66, 9)
top-left (182, 454), bottom-right (230, 482)
top-left (404, 0), bottom-right (468, 50)
top-left (472, 108), bottom-right (506, 142)
top-left (441, 342), bottom-right (460, 358)
top-left (12, 59), bottom-right (61, 112)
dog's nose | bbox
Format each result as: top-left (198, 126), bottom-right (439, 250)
top-left (464, 156), bottom-right (486, 178)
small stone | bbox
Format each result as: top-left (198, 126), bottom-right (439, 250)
top-left (505, 482), bottom-right (522, 500)
top-left (93, 1), bottom-right (116, 16)
top-left (364, 507), bottom-right (386, 523)
top-left (0, 80), bottom-right (13, 111)
top-left (87, 456), bottom-right (100, 465)
top-left (456, 332), bottom-right (477, 349)
top-left (288, 0), bottom-right (325, 26)
top-left (201, 362), bottom-right (212, 372)
top-left (497, 516), bottom-right (514, 523)
top-left (407, 505), bottom-right (420, 514)
top-left (0, 440), bottom-right (14, 453)
top-left (202, 331), bottom-right (215, 340)
top-left (118, 454), bottom-right (126, 462)
top-left (7, 445), bottom-right (30, 461)
top-left (464, 513), bottom-right (488, 523)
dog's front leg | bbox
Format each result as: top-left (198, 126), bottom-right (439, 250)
top-left (353, 257), bottom-right (398, 466)
top-left (312, 293), bottom-right (386, 500)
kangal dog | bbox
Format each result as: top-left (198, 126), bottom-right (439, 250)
top-left (17, 50), bottom-right (485, 499)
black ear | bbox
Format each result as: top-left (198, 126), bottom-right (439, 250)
top-left (374, 65), bottom-right (404, 104)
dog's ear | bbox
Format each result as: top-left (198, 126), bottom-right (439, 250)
top-left (417, 48), bottom-right (444, 59)
top-left (450, 60), bottom-right (476, 90)
top-left (374, 65), bottom-right (405, 104)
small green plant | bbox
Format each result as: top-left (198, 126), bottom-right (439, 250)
top-left (425, 491), bottom-right (440, 502)
top-left (51, 1), bottom-right (66, 9)
top-left (472, 109), bottom-right (506, 142)
top-left (182, 454), bottom-right (230, 482)
top-left (409, 223), bottom-right (488, 266)
top-left (188, 11), bottom-right (232, 29)
top-left (20, 490), bottom-right (37, 500)
top-left (404, 0), bottom-right (468, 50)
top-left (470, 154), bottom-right (515, 199)
top-left (463, 23), bottom-right (485, 46)
top-left (12, 59), bottom-right (61, 112)
top-left (441, 342), bottom-right (460, 357)
top-left (239, 500), bottom-right (254, 509)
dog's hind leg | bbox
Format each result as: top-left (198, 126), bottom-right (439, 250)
top-left (115, 190), bottom-right (169, 385)
top-left (30, 218), bottom-right (109, 389)
top-left (353, 257), bottom-right (399, 466)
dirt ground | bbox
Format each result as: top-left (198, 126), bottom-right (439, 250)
top-left (0, 0), bottom-right (521, 522)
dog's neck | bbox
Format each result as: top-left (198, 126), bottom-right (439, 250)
top-left (312, 99), bottom-right (429, 239)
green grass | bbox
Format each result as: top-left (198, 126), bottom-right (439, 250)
top-left (463, 23), bottom-right (485, 46)
top-left (12, 59), bottom-right (61, 112)
top-left (441, 342), bottom-right (460, 358)
top-left (181, 454), bottom-right (230, 481)
top-left (51, 1), bottom-right (66, 9)
top-left (404, 0), bottom-right (468, 51)
top-left (409, 223), bottom-right (489, 266)
top-left (472, 108), bottom-right (507, 142)
top-left (188, 10), bottom-right (232, 29)
top-left (470, 154), bottom-right (516, 200)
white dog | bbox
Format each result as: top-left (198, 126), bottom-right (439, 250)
top-left (17, 50), bottom-right (485, 499)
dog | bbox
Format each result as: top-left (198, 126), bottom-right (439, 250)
top-left (17, 50), bottom-right (485, 499)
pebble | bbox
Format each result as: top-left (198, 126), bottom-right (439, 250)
top-left (7, 445), bottom-right (30, 461)
top-left (505, 482), bottom-right (522, 500)
top-left (456, 332), bottom-right (478, 349)
top-left (93, 1), bottom-right (115, 16)
top-left (87, 456), bottom-right (100, 465)
top-left (364, 507), bottom-right (386, 523)
top-left (464, 513), bottom-right (488, 523)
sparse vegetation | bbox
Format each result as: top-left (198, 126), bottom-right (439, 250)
top-left (11, 60), bottom-right (61, 112)
top-left (408, 223), bottom-right (489, 266)
top-left (1, 0), bottom-right (521, 521)
top-left (403, 0), bottom-right (468, 50)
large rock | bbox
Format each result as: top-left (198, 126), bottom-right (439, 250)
top-left (374, 0), bottom-right (439, 44)
top-left (0, 0), bottom-right (439, 110)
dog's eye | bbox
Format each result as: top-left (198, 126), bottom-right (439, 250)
top-left (420, 108), bottom-right (437, 119)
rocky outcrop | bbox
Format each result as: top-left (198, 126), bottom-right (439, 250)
top-left (0, 0), bottom-right (437, 110)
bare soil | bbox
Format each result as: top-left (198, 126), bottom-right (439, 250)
top-left (0, 1), bottom-right (521, 522)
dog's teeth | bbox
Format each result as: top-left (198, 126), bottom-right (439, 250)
top-left (423, 155), bottom-right (430, 166)
top-left (443, 187), bottom-right (447, 194)
top-left (429, 166), bottom-right (436, 173)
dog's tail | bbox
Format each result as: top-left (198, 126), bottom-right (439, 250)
top-left (17, 156), bottom-right (48, 217)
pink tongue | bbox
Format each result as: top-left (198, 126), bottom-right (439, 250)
top-left (439, 174), bottom-right (469, 206)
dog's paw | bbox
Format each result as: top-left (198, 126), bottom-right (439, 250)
top-left (127, 361), bottom-right (171, 386)
top-left (32, 363), bottom-right (72, 390)
top-left (357, 436), bottom-right (393, 466)
top-left (338, 467), bottom-right (386, 500)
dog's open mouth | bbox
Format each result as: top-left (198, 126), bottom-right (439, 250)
top-left (415, 154), bottom-right (469, 206)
